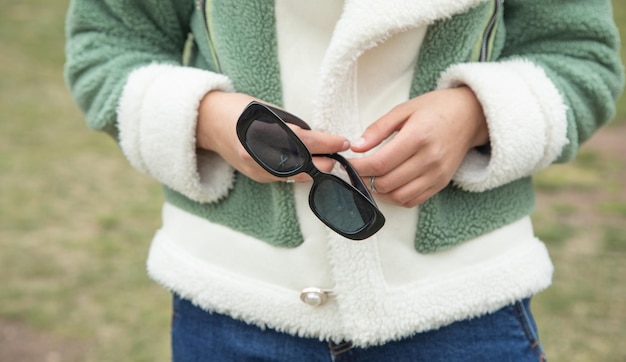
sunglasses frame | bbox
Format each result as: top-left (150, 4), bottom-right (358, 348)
top-left (236, 101), bottom-right (385, 240)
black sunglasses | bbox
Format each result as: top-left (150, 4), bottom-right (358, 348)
top-left (236, 101), bottom-right (385, 240)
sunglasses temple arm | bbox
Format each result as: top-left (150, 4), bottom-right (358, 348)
top-left (320, 153), bottom-right (377, 204)
top-left (263, 104), bottom-right (312, 130)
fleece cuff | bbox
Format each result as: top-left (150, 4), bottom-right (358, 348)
top-left (117, 63), bottom-right (236, 203)
top-left (437, 59), bottom-right (569, 192)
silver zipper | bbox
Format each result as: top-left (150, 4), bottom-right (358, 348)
top-left (479, 0), bottom-right (503, 62)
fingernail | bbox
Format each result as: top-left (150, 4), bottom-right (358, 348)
top-left (342, 140), bottom-right (350, 150)
top-left (352, 137), bottom-right (366, 148)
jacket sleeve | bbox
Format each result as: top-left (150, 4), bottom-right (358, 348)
top-left (64, 0), bottom-right (236, 203)
top-left (437, 0), bottom-right (624, 192)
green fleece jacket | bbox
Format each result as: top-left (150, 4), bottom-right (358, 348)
top-left (65, 0), bottom-right (623, 252)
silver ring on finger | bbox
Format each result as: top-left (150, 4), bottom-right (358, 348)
top-left (369, 176), bottom-right (378, 193)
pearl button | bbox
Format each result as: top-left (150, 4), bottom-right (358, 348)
top-left (300, 287), bottom-right (328, 307)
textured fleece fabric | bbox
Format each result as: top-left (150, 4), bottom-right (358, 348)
top-left (65, 0), bottom-right (623, 345)
top-left (65, 0), bottom-right (623, 252)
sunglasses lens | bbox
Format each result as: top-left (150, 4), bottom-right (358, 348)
top-left (312, 178), bottom-right (375, 234)
top-left (246, 116), bottom-right (307, 174)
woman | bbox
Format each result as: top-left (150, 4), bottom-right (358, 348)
top-left (65, 0), bottom-right (623, 360)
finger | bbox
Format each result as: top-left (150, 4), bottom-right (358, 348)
top-left (401, 185), bottom-right (440, 208)
top-left (351, 105), bottom-right (410, 153)
top-left (290, 126), bottom-right (350, 155)
top-left (282, 175), bottom-right (309, 183)
top-left (312, 157), bottom-right (338, 173)
top-left (374, 176), bottom-right (438, 208)
top-left (362, 149), bottom-right (450, 206)
top-left (361, 154), bottom-right (424, 194)
top-left (400, 188), bottom-right (438, 208)
top-left (349, 128), bottom-right (423, 177)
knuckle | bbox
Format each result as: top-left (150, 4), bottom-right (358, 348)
top-left (387, 190), bottom-right (408, 205)
top-left (238, 148), bottom-right (254, 161)
top-left (389, 194), bottom-right (404, 205)
top-left (369, 158), bottom-right (387, 174)
top-left (404, 199), bottom-right (421, 208)
top-left (424, 148), bottom-right (446, 172)
top-left (432, 146), bottom-right (446, 163)
top-left (374, 177), bottom-right (390, 194)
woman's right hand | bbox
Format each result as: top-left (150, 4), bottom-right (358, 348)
top-left (196, 91), bottom-right (350, 183)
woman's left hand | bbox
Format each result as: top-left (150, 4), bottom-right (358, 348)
top-left (349, 86), bottom-right (489, 208)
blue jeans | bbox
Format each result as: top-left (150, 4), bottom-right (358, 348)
top-left (171, 295), bottom-right (546, 361)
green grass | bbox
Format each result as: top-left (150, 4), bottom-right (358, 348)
top-left (1, 0), bottom-right (169, 360)
top-left (1, 0), bottom-right (625, 361)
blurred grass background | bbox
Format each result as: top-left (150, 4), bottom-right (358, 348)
top-left (0, 0), bottom-right (624, 361)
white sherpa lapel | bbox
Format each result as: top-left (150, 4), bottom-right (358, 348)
top-left (312, 0), bottom-right (490, 135)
